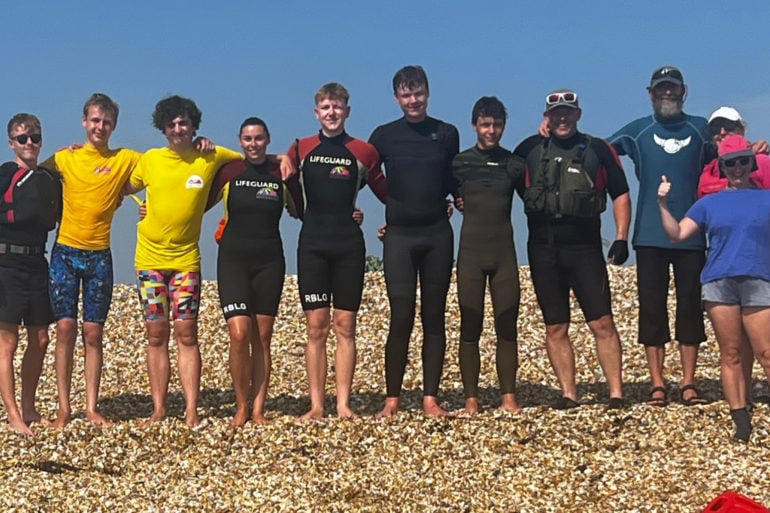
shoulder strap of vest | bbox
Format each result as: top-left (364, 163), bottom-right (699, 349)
top-left (574, 135), bottom-right (592, 164)
top-left (4, 167), bottom-right (31, 203)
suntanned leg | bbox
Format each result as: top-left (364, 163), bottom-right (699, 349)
top-left (588, 315), bottom-right (623, 400)
top-left (544, 322), bottom-right (578, 401)
top-left (52, 318), bottom-right (78, 428)
top-left (21, 325), bottom-right (50, 425)
top-left (145, 319), bottom-right (171, 426)
top-left (0, 324), bottom-right (33, 436)
top-left (227, 316), bottom-right (252, 427)
top-left (740, 334), bottom-right (755, 401)
top-left (252, 314), bottom-right (274, 424)
top-left (174, 318), bottom-right (201, 427)
top-left (332, 309), bottom-right (358, 419)
top-left (300, 308), bottom-right (330, 421)
top-left (706, 303), bottom-right (746, 409)
top-left (742, 307), bottom-right (770, 388)
top-left (679, 344), bottom-right (701, 401)
top-left (645, 345), bottom-right (667, 403)
top-left (82, 322), bottom-right (111, 426)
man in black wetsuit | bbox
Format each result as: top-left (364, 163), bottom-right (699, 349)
top-left (369, 66), bottom-right (459, 417)
top-left (453, 97), bottom-right (522, 414)
top-left (286, 83), bottom-right (387, 420)
top-left (513, 89), bottom-right (630, 410)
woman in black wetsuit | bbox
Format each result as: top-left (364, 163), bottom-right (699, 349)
top-left (208, 117), bottom-right (289, 425)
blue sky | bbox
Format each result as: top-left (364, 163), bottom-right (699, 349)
top-left (4, 1), bottom-right (770, 283)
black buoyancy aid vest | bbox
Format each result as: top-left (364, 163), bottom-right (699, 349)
top-left (523, 136), bottom-right (606, 218)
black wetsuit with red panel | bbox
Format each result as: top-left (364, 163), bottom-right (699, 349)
top-left (286, 131), bottom-right (386, 312)
top-left (368, 116), bottom-right (459, 398)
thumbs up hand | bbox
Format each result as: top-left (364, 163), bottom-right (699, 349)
top-left (657, 175), bottom-right (671, 202)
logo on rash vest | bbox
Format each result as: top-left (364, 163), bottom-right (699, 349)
top-left (186, 175), bottom-right (204, 189)
top-left (653, 134), bottom-right (692, 154)
top-left (256, 187), bottom-right (279, 200)
top-left (304, 293), bottom-right (328, 304)
top-left (93, 165), bottom-right (113, 175)
top-left (329, 166), bottom-right (351, 179)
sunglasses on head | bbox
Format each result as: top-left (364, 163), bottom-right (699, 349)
top-left (722, 156), bottom-right (752, 168)
top-left (709, 120), bottom-right (740, 136)
top-left (13, 133), bottom-right (42, 145)
top-left (546, 92), bottom-right (577, 105)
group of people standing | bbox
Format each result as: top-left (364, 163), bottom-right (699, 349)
top-left (2, 65), bottom-right (769, 442)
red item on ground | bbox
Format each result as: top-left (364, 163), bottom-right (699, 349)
top-left (702, 491), bottom-right (769, 513)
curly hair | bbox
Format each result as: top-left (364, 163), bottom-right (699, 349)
top-left (152, 95), bottom-right (202, 133)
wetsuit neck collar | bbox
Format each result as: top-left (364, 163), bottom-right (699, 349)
top-left (319, 130), bottom-right (347, 143)
top-left (245, 159), bottom-right (269, 172)
top-left (653, 112), bottom-right (686, 125)
top-left (549, 131), bottom-right (583, 149)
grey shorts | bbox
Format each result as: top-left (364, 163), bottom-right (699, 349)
top-left (702, 277), bottom-right (770, 307)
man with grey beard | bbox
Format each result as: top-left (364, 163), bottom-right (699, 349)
top-left (608, 66), bottom-right (710, 408)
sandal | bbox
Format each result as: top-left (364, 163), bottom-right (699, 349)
top-left (647, 386), bottom-right (669, 407)
top-left (680, 384), bottom-right (709, 406)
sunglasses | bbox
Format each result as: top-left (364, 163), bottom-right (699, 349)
top-left (546, 92), bottom-right (578, 105)
top-left (709, 120), bottom-right (740, 137)
top-left (722, 156), bottom-right (752, 168)
top-left (12, 133), bottom-right (42, 145)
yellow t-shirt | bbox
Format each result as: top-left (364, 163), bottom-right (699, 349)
top-left (130, 145), bottom-right (241, 271)
top-left (42, 145), bottom-right (142, 250)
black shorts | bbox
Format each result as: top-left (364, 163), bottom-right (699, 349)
top-left (0, 264), bottom-right (54, 326)
top-left (527, 241), bottom-right (611, 325)
top-left (635, 246), bottom-right (705, 346)
top-left (217, 243), bottom-right (285, 318)
top-left (297, 232), bottom-right (365, 311)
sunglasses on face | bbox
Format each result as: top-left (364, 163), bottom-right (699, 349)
top-left (546, 92), bottom-right (577, 105)
top-left (12, 133), bottom-right (42, 145)
top-left (722, 156), bottom-right (752, 168)
top-left (709, 120), bottom-right (740, 137)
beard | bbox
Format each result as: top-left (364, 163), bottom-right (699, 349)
top-left (653, 98), bottom-right (683, 119)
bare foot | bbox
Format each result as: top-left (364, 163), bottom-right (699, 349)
top-left (251, 412), bottom-right (272, 425)
top-left (375, 397), bottom-right (400, 419)
top-left (337, 406), bottom-right (359, 420)
top-left (184, 411), bottom-right (201, 428)
top-left (230, 407), bottom-right (249, 427)
top-left (51, 410), bottom-right (72, 429)
top-left (142, 411), bottom-right (166, 428)
top-left (500, 394), bottom-right (522, 413)
top-left (460, 398), bottom-right (480, 415)
top-left (8, 418), bottom-right (35, 437)
top-left (423, 396), bottom-right (453, 417)
top-left (299, 407), bottom-right (324, 422)
top-left (23, 410), bottom-right (50, 426)
top-left (85, 410), bottom-right (114, 427)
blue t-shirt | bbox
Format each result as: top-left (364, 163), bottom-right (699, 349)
top-left (686, 189), bottom-right (770, 283)
top-left (609, 113), bottom-right (709, 251)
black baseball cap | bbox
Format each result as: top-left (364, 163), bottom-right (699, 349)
top-left (649, 66), bottom-right (684, 89)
